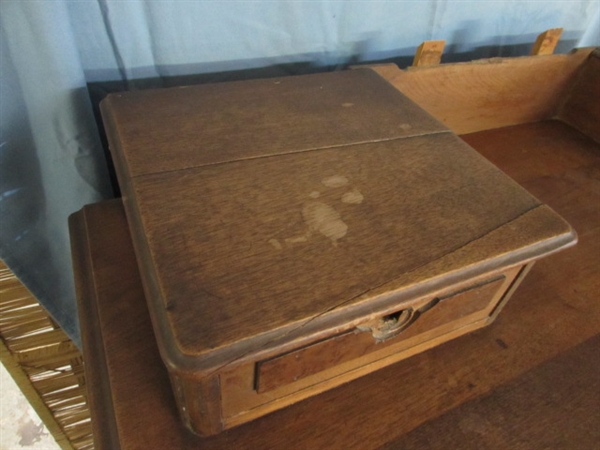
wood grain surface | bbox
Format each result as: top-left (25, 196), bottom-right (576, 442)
top-left (100, 68), bottom-right (575, 377)
top-left (100, 69), bottom-right (447, 176)
top-left (132, 132), bottom-right (550, 359)
top-left (367, 48), bottom-right (593, 134)
top-left (381, 334), bottom-right (600, 450)
top-left (69, 213), bottom-right (120, 450)
top-left (72, 119), bottom-right (600, 449)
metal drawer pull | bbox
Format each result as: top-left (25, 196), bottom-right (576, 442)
top-left (357, 297), bottom-right (440, 342)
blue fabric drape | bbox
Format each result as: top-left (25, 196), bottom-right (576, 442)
top-left (1, 1), bottom-right (599, 344)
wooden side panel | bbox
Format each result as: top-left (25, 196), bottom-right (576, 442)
top-left (365, 48), bottom-right (593, 134)
top-left (558, 49), bottom-right (600, 143)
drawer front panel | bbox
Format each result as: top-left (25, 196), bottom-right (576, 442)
top-left (220, 266), bottom-right (524, 423)
top-left (256, 275), bottom-right (505, 393)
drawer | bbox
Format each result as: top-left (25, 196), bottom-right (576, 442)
top-left (256, 275), bottom-right (505, 393)
top-left (220, 266), bottom-right (524, 424)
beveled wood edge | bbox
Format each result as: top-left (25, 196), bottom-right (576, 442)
top-left (99, 100), bottom-right (180, 380)
top-left (69, 209), bottom-right (122, 450)
top-left (134, 203), bottom-right (576, 378)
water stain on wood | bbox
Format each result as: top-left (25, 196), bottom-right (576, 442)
top-left (302, 201), bottom-right (348, 244)
top-left (341, 188), bottom-right (364, 204)
top-left (269, 175), bottom-right (363, 248)
top-left (321, 175), bottom-right (349, 188)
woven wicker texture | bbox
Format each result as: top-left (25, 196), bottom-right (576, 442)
top-left (0, 260), bottom-right (93, 450)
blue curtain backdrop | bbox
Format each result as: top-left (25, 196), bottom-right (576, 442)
top-left (1, 1), bottom-right (599, 345)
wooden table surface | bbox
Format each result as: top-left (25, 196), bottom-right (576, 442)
top-left (71, 118), bottom-right (600, 449)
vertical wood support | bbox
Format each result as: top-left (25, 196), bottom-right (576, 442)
top-left (531, 28), bottom-right (563, 55)
top-left (412, 40), bottom-right (446, 67)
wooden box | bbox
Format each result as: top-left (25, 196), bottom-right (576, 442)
top-left (97, 69), bottom-right (576, 436)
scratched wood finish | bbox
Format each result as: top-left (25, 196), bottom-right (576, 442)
top-left (74, 46), bottom-right (600, 447)
top-left (131, 132), bottom-right (549, 356)
top-left (100, 70), bottom-right (456, 371)
top-left (98, 67), bottom-right (578, 434)
top-left (100, 69), bottom-right (572, 364)
top-left (72, 117), bottom-right (600, 449)
top-left (367, 48), bottom-right (593, 134)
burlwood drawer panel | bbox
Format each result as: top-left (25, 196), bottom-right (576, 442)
top-left (220, 266), bottom-right (522, 420)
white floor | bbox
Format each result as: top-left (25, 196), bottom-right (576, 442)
top-left (0, 363), bottom-right (60, 450)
